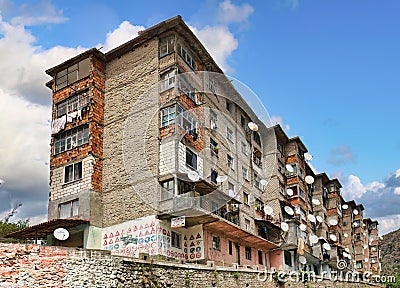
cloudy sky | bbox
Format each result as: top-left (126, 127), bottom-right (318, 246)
top-left (0, 0), bottom-right (399, 235)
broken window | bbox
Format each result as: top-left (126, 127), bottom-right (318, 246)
top-left (55, 58), bottom-right (90, 91)
top-left (56, 90), bottom-right (89, 117)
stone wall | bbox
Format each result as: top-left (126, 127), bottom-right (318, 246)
top-left (0, 243), bottom-right (384, 288)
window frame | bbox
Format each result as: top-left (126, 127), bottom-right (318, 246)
top-left (160, 69), bottom-right (176, 92)
top-left (55, 90), bottom-right (89, 118)
top-left (242, 166), bottom-right (249, 181)
top-left (212, 235), bottom-right (220, 251)
top-left (64, 162), bottom-right (83, 184)
top-left (59, 199), bottom-right (79, 218)
top-left (159, 36), bottom-right (175, 57)
top-left (226, 127), bottom-right (234, 142)
top-left (54, 125), bottom-right (89, 154)
top-left (160, 105), bottom-right (176, 127)
top-left (227, 154), bottom-right (234, 170)
top-left (161, 179), bottom-right (174, 201)
top-left (55, 58), bottom-right (90, 91)
top-left (243, 192), bottom-right (249, 206)
top-left (245, 246), bottom-right (252, 260)
top-left (171, 231), bottom-right (181, 248)
top-left (185, 148), bottom-right (197, 170)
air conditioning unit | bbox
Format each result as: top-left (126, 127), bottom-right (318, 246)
top-left (207, 261), bottom-right (215, 267)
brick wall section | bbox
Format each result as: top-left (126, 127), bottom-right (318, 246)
top-left (0, 243), bottom-right (382, 288)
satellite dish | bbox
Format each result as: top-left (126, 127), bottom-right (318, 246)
top-left (216, 175), bottom-right (228, 183)
top-left (286, 188), bottom-right (294, 196)
top-left (281, 222), bottom-right (289, 232)
top-left (0, 179), bottom-right (4, 185)
top-left (304, 153), bottom-right (313, 161)
top-left (343, 252), bottom-right (348, 258)
top-left (305, 175), bottom-right (315, 184)
top-left (284, 206), bottom-right (294, 216)
top-left (54, 228), bottom-right (69, 241)
top-left (364, 258), bottom-right (369, 263)
top-left (329, 219), bottom-right (338, 226)
top-left (363, 224), bottom-right (366, 227)
top-left (363, 232), bottom-right (366, 236)
top-left (187, 171), bottom-right (200, 181)
top-left (363, 244), bottom-right (368, 249)
top-left (344, 233), bottom-right (349, 238)
top-left (286, 164), bottom-right (294, 173)
top-left (342, 204), bottom-right (349, 210)
top-left (309, 235), bottom-right (319, 245)
top-left (329, 234), bottom-right (337, 242)
top-left (353, 209), bottom-right (359, 215)
top-left (345, 248), bottom-right (350, 253)
top-left (299, 224), bottom-right (307, 231)
top-left (323, 243), bottom-right (331, 251)
top-left (260, 179), bottom-right (268, 186)
top-left (247, 122), bottom-right (258, 132)
top-left (264, 205), bottom-right (273, 215)
top-left (299, 256), bottom-right (307, 265)
top-left (312, 198), bottom-right (320, 205)
top-left (308, 214), bottom-right (316, 223)
top-left (348, 254), bottom-right (352, 259)
top-left (316, 216), bottom-right (323, 223)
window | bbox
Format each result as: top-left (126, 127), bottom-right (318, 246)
top-left (160, 36), bottom-right (174, 57)
top-left (253, 149), bottom-right (262, 167)
top-left (245, 246), bottom-right (252, 260)
top-left (254, 173), bottom-right (262, 190)
top-left (371, 256), bottom-right (377, 263)
top-left (277, 161), bottom-right (285, 175)
top-left (54, 125), bottom-right (89, 154)
top-left (242, 167), bottom-right (248, 181)
top-left (241, 141), bottom-right (248, 155)
top-left (177, 42), bottom-right (196, 70)
top-left (160, 70), bottom-right (176, 92)
top-left (355, 261), bottom-right (363, 269)
top-left (286, 163), bottom-right (297, 177)
top-left (178, 180), bottom-right (193, 195)
top-left (210, 110), bottom-right (217, 130)
top-left (211, 170), bottom-right (218, 184)
top-left (208, 78), bottom-right (216, 93)
top-left (298, 187), bottom-right (305, 198)
top-left (279, 182), bottom-right (285, 195)
top-left (59, 199), bottom-right (79, 218)
top-left (244, 218), bottom-right (251, 231)
top-left (212, 235), bottom-right (220, 250)
top-left (370, 223), bottom-right (377, 230)
top-left (177, 106), bottom-right (197, 134)
top-left (228, 240), bottom-right (233, 255)
top-left (64, 162), bottom-right (82, 183)
top-left (227, 154), bottom-right (234, 170)
top-left (161, 106), bottom-right (176, 127)
top-left (240, 115), bottom-right (246, 129)
top-left (355, 233), bottom-right (361, 241)
top-left (226, 100), bottom-right (233, 113)
top-left (210, 138), bottom-right (218, 156)
top-left (56, 90), bottom-right (89, 118)
top-left (253, 131), bottom-right (261, 146)
top-left (243, 192), bottom-right (249, 206)
top-left (226, 127), bottom-right (233, 142)
top-left (186, 148), bottom-right (197, 170)
top-left (258, 250), bottom-right (263, 265)
top-left (255, 199), bottom-right (264, 212)
top-left (284, 251), bottom-right (292, 266)
top-left (55, 58), bottom-right (90, 91)
top-left (299, 169), bottom-right (305, 179)
top-left (171, 231), bottom-right (181, 248)
top-left (295, 206), bottom-right (306, 221)
top-left (228, 182), bottom-right (235, 195)
top-left (161, 179), bottom-right (174, 200)
top-left (354, 220), bottom-right (361, 228)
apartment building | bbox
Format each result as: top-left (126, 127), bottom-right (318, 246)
top-left (7, 15), bottom-right (380, 275)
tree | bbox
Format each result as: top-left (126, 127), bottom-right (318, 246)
top-left (0, 203), bottom-right (29, 243)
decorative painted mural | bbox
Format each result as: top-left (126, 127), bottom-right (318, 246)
top-left (101, 215), bottom-right (204, 261)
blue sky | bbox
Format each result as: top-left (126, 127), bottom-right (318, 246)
top-left (0, 0), bottom-right (399, 234)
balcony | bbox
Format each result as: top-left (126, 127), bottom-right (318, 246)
top-left (158, 177), bottom-right (241, 227)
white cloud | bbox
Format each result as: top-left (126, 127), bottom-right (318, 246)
top-left (218, 0), bottom-right (254, 23)
top-left (375, 214), bottom-right (400, 235)
top-left (394, 187), bottom-right (400, 195)
top-left (190, 25), bottom-right (238, 73)
top-left (342, 174), bottom-right (369, 199)
top-left (395, 168), bottom-right (400, 178)
top-left (10, 0), bottom-right (67, 26)
top-left (101, 20), bottom-right (145, 52)
top-left (0, 16), bottom-right (86, 104)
